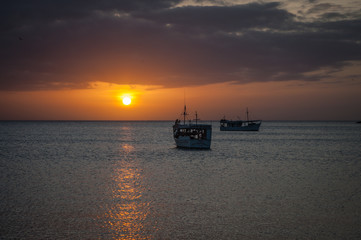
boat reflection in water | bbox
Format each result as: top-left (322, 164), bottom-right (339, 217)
top-left (103, 144), bottom-right (152, 239)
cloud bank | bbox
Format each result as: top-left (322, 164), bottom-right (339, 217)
top-left (1, 0), bottom-right (360, 90)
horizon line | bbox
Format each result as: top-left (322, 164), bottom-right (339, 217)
top-left (0, 119), bottom-right (359, 122)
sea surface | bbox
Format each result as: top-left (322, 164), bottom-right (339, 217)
top-left (1, 121), bottom-right (361, 239)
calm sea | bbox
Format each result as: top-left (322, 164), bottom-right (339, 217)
top-left (1, 121), bottom-right (361, 239)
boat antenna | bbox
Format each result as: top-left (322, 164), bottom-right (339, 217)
top-left (182, 105), bottom-right (188, 124)
top-left (184, 88), bottom-right (186, 106)
top-left (195, 111), bottom-right (200, 125)
top-left (182, 88), bottom-right (188, 124)
top-left (246, 107), bottom-right (249, 122)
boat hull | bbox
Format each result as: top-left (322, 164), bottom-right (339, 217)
top-left (173, 123), bottom-right (212, 149)
top-left (174, 136), bottom-right (211, 149)
top-left (220, 123), bottom-right (261, 131)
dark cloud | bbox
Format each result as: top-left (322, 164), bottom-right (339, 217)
top-left (0, 0), bottom-right (181, 33)
top-left (1, 0), bottom-right (361, 90)
top-left (139, 2), bottom-right (294, 32)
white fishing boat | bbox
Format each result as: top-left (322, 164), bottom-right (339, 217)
top-left (173, 106), bottom-right (212, 149)
top-left (220, 108), bottom-right (262, 131)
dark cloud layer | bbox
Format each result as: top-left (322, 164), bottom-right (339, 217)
top-left (1, 0), bottom-right (360, 90)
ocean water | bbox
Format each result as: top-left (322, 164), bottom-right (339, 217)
top-left (1, 121), bottom-right (361, 239)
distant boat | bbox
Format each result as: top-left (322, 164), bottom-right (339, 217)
top-left (220, 108), bottom-right (262, 131)
top-left (173, 106), bottom-right (212, 149)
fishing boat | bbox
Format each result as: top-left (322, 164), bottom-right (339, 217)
top-left (220, 108), bottom-right (262, 131)
top-left (173, 106), bottom-right (212, 149)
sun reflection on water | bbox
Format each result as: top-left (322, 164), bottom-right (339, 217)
top-left (104, 143), bottom-right (152, 240)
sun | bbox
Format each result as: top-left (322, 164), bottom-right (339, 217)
top-left (122, 96), bottom-right (132, 105)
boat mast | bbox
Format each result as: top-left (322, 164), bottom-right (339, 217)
top-left (183, 105), bottom-right (187, 124)
top-left (183, 89), bottom-right (188, 124)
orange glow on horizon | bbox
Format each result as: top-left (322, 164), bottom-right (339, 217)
top-left (0, 80), bottom-right (360, 121)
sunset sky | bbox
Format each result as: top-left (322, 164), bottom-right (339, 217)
top-left (1, 0), bottom-right (361, 120)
